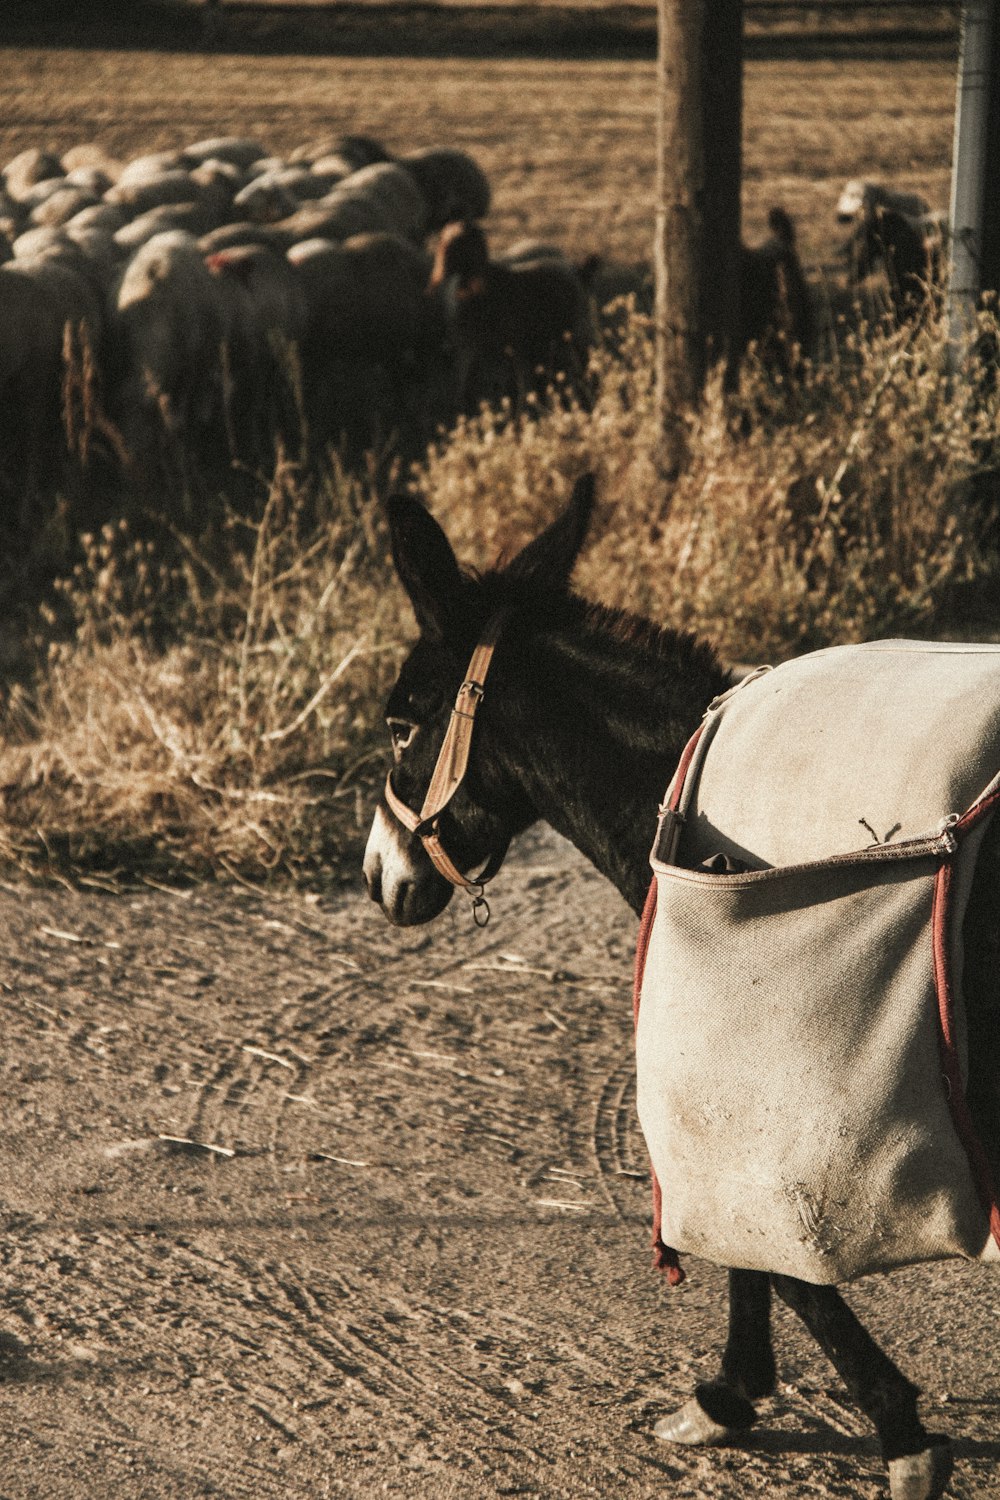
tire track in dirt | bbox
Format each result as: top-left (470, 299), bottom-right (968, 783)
top-left (593, 1060), bottom-right (648, 1225)
top-left (155, 1239), bottom-right (566, 1483)
top-left (3, 833), bottom-right (1000, 1497)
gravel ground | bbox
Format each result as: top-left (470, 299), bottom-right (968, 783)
top-left (1, 825), bottom-right (998, 1499)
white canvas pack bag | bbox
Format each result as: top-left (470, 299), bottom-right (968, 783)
top-left (635, 640), bottom-right (1000, 1285)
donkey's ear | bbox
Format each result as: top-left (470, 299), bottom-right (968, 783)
top-left (505, 473), bottom-right (596, 592)
top-left (385, 495), bottom-right (464, 641)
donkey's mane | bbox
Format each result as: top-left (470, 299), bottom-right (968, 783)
top-left (472, 566), bottom-right (719, 671)
top-left (469, 569), bottom-right (729, 756)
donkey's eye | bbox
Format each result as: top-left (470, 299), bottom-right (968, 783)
top-left (387, 718), bottom-right (418, 752)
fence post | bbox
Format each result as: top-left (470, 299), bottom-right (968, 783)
top-left (654, 0), bottom-right (705, 475)
top-left (654, 0), bottom-right (743, 474)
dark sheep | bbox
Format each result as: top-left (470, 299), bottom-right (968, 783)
top-left (329, 136), bottom-right (394, 172)
top-left (399, 149), bottom-right (491, 234)
top-left (428, 220), bottom-right (593, 411)
top-left (847, 204), bottom-right (946, 322)
top-left (836, 178), bottom-right (931, 226)
top-left (730, 206), bottom-right (814, 384)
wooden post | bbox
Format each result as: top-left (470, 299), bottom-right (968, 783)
top-left (654, 0), bottom-right (705, 474)
top-left (654, 0), bottom-right (743, 472)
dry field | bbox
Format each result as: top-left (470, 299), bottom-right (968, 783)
top-left (0, 47), bottom-right (955, 268)
top-left (3, 43), bottom-right (1000, 1500)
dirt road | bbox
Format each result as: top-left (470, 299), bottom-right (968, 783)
top-left (1, 827), bottom-right (997, 1499)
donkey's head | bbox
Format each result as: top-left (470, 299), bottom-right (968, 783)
top-left (363, 474), bottom-right (596, 925)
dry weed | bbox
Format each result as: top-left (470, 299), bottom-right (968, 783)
top-left (1, 306), bottom-right (997, 884)
top-left (0, 461), bottom-right (405, 883)
top-left (421, 302), bottom-right (999, 662)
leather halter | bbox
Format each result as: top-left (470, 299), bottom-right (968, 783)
top-left (383, 612), bottom-right (511, 924)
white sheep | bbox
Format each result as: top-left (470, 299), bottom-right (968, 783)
top-left (29, 185), bottom-right (100, 229)
top-left (3, 147), bottom-right (64, 202)
top-left (835, 179), bottom-right (932, 225)
top-left (112, 230), bottom-right (227, 459)
top-left (106, 168), bottom-right (214, 217)
top-left (205, 243), bottom-right (310, 455)
top-left (232, 176), bottom-right (301, 225)
top-left (113, 202), bottom-right (222, 255)
top-left (182, 137), bottom-right (266, 171)
top-left (287, 231), bottom-right (441, 447)
top-left (277, 163), bottom-right (428, 246)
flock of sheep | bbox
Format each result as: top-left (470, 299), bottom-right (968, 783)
top-left (0, 128), bottom-right (945, 518)
top-left (0, 132), bottom-right (606, 506)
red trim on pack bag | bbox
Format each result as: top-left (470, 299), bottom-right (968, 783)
top-left (932, 787), bottom-right (1000, 1258)
top-left (633, 877), bottom-right (658, 1031)
top-left (632, 723), bottom-right (706, 1287)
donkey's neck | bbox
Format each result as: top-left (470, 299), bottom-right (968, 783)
top-left (485, 603), bottom-right (728, 914)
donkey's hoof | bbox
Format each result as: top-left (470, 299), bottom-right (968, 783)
top-left (653, 1396), bottom-right (746, 1447)
top-left (887, 1439), bottom-right (954, 1500)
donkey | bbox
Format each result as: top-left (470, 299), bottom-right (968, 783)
top-left (363, 472), bottom-right (986, 1500)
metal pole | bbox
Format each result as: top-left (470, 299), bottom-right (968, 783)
top-left (948, 0), bottom-right (995, 342)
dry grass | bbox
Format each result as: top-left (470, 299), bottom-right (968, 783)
top-left (0, 49), bottom-right (954, 265)
top-left (419, 306), bottom-right (999, 662)
top-left (2, 303), bottom-right (997, 885)
top-left (0, 463), bottom-right (407, 883)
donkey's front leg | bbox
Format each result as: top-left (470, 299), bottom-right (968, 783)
top-left (655, 1268), bottom-right (776, 1444)
top-left (772, 1275), bottom-right (953, 1500)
